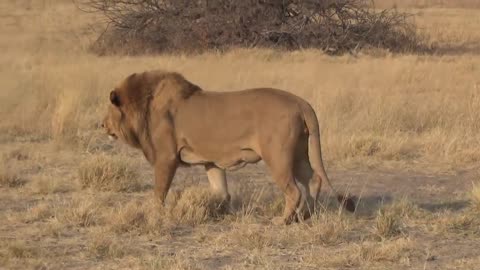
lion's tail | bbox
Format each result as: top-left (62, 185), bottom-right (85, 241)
top-left (301, 102), bottom-right (356, 212)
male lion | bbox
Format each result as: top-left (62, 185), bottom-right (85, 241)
top-left (102, 70), bottom-right (355, 224)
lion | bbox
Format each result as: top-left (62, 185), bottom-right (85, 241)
top-left (102, 70), bottom-right (355, 225)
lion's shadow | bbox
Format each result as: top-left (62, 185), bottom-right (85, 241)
top-left (317, 193), bottom-right (470, 217)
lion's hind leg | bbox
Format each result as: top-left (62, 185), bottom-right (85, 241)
top-left (273, 170), bottom-right (302, 225)
top-left (293, 159), bottom-right (318, 221)
top-left (262, 153), bottom-right (303, 225)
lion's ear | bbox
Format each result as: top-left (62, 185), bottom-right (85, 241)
top-left (127, 73), bottom-right (137, 82)
top-left (110, 90), bottom-right (121, 107)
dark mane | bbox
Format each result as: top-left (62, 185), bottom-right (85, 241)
top-left (164, 72), bottom-right (202, 99)
top-left (118, 70), bottom-right (202, 111)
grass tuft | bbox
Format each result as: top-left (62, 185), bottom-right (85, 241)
top-left (358, 238), bottom-right (415, 264)
top-left (309, 213), bottom-right (353, 245)
top-left (374, 208), bottom-right (403, 239)
top-left (78, 154), bottom-right (143, 192)
top-left (55, 197), bottom-right (102, 227)
top-left (108, 198), bottom-right (166, 234)
top-left (470, 181), bottom-right (480, 210)
top-left (88, 231), bottom-right (128, 259)
top-left (168, 187), bottom-right (230, 225)
top-left (6, 241), bottom-right (38, 259)
top-left (143, 251), bottom-right (199, 270)
top-left (0, 161), bottom-right (25, 188)
top-left (30, 176), bottom-right (72, 195)
top-left (24, 202), bottom-right (54, 223)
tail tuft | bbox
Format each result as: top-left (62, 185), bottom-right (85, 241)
top-left (337, 195), bottom-right (356, 212)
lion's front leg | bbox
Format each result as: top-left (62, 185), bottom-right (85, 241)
top-left (153, 157), bottom-right (178, 204)
top-left (149, 111), bottom-right (179, 204)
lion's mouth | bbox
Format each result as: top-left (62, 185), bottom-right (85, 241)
top-left (108, 133), bottom-right (118, 141)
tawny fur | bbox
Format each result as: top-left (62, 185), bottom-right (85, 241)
top-left (102, 70), bottom-right (355, 224)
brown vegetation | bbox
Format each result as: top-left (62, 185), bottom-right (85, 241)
top-left (78, 154), bottom-right (143, 192)
top-left (83, 0), bottom-right (427, 55)
top-left (0, 168), bottom-right (24, 188)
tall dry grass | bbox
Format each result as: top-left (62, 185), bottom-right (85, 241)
top-left (375, 0), bottom-right (480, 9)
top-left (0, 1), bottom-right (480, 170)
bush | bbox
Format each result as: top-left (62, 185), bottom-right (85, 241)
top-left (80, 0), bottom-right (428, 55)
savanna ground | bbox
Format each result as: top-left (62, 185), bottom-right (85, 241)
top-left (1, 0), bottom-right (480, 269)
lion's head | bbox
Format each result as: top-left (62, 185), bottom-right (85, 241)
top-left (101, 72), bottom-right (148, 148)
top-left (101, 70), bottom-right (201, 148)
top-left (101, 93), bottom-right (123, 141)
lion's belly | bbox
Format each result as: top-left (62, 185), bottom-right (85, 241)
top-left (179, 147), bottom-right (261, 171)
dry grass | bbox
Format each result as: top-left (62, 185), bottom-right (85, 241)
top-left (307, 213), bottom-right (353, 245)
top-left (168, 188), bottom-right (231, 225)
top-left (303, 237), bottom-right (417, 268)
top-left (107, 197), bottom-right (166, 234)
top-left (357, 238), bottom-right (416, 265)
top-left (1, 1), bottom-right (480, 269)
top-left (442, 214), bottom-right (476, 233)
top-left (471, 181), bottom-right (480, 209)
top-left (143, 252), bottom-right (199, 270)
top-left (429, 210), bottom-right (480, 236)
top-left (376, 0), bottom-right (480, 8)
top-left (0, 167), bottom-right (24, 188)
top-left (5, 49), bottom-right (480, 169)
top-left (0, 157), bottom-right (25, 188)
top-left (218, 212), bottom-right (354, 253)
top-left (372, 198), bottom-right (420, 239)
top-left (374, 207), bottom-right (403, 239)
top-left (87, 230), bottom-right (130, 259)
top-left (23, 202), bottom-right (54, 223)
top-left (54, 195), bottom-right (103, 227)
top-left (4, 241), bottom-right (39, 259)
top-left (29, 176), bottom-right (71, 195)
top-left (78, 154), bottom-right (143, 192)
top-left (108, 187), bottom-right (230, 234)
